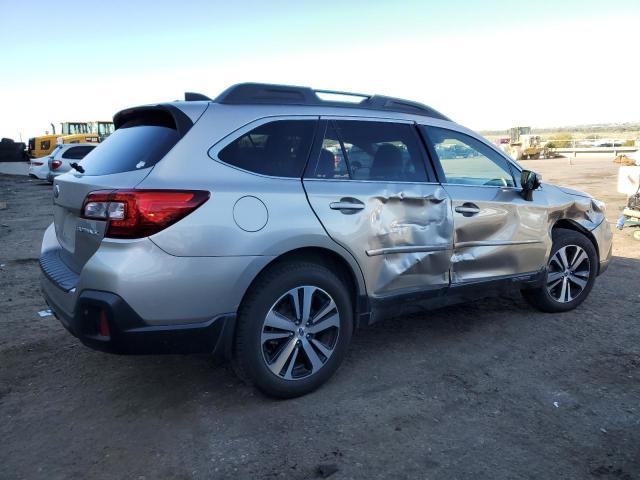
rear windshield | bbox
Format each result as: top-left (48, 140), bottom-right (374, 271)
top-left (62, 145), bottom-right (95, 160)
top-left (78, 123), bottom-right (180, 176)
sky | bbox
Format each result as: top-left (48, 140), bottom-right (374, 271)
top-left (1, 0), bottom-right (639, 141)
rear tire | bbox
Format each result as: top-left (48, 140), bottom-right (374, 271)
top-left (233, 261), bottom-right (353, 398)
top-left (522, 228), bottom-right (597, 312)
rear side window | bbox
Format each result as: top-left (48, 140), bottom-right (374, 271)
top-left (79, 123), bottom-right (180, 176)
top-left (218, 120), bottom-right (316, 177)
top-left (61, 146), bottom-right (95, 160)
top-left (306, 120), bottom-right (428, 182)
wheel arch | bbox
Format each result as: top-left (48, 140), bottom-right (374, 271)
top-left (551, 219), bottom-right (600, 270)
top-left (240, 246), bottom-right (369, 326)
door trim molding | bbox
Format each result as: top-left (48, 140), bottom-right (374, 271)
top-left (366, 245), bottom-right (450, 256)
top-left (455, 239), bottom-right (543, 248)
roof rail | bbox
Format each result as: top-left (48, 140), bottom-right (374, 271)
top-left (213, 83), bottom-right (450, 120)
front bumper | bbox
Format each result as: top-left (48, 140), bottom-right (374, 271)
top-left (591, 218), bottom-right (613, 275)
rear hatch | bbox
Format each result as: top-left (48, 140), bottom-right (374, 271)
top-left (52, 106), bottom-right (191, 273)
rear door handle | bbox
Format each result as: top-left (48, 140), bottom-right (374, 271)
top-left (330, 199), bottom-right (365, 212)
top-left (455, 203), bottom-right (481, 216)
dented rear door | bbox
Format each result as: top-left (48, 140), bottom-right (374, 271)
top-left (303, 119), bottom-right (453, 297)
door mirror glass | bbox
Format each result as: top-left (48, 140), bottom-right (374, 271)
top-left (520, 170), bottom-right (542, 200)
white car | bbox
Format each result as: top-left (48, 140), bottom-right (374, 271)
top-left (29, 144), bottom-right (96, 183)
top-left (28, 157), bottom-right (51, 180)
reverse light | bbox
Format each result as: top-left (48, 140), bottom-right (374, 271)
top-left (81, 189), bottom-right (210, 239)
top-left (51, 160), bottom-right (62, 170)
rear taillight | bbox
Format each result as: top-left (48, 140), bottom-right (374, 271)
top-left (31, 161), bottom-right (43, 166)
top-left (51, 160), bottom-right (62, 170)
top-left (81, 189), bottom-right (210, 239)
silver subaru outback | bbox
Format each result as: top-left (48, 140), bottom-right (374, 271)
top-left (40, 83), bottom-right (612, 398)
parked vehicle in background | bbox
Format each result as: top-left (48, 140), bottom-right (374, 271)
top-left (39, 83), bottom-right (612, 398)
top-left (28, 143), bottom-right (96, 182)
top-left (28, 121), bottom-right (114, 158)
top-left (28, 157), bottom-right (50, 180)
top-left (46, 144), bottom-right (96, 182)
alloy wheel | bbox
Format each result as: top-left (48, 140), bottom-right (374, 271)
top-left (261, 286), bottom-right (340, 380)
top-left (546, 245), bottom-right (591, 303)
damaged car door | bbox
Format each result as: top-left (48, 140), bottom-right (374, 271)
top-left (303, 119), bottom-right (453, 297)
top-left (421, 125), bottom-right (548, 283)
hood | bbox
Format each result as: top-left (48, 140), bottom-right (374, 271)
top-left (557, 185), bottom-right (592, 199)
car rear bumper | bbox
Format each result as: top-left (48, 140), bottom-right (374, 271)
top-left (42, 275), bottom-right (236, 357)
top-left (38, 223), bottom-right (272, 357)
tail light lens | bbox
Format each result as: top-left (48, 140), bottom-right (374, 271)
top-left (51, 160), bottom-right (62, 170)
top-left (81, 190), bottom-right (210, 239)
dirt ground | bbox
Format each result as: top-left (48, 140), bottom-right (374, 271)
top-left (1, 156), bottom-right (639, 480)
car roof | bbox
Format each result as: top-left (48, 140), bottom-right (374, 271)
top-left (57, 143), bottom-right (97, 149)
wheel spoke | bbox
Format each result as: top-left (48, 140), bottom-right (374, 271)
top-left (261, 331), bottom-right (292, 342)
top-left (572, 269), bottom-right (590, 279)
top-left (311, 298), bottom-right (336, 324)
top-left (264, 310), bottom-right (296, 332)
top-left (301, 337), bottom-right (323, 372)
top-left (568, 274), bottom-right (587, 289)
top-left (268, 337), bottom-right (297, 376)
top-left (557, 247), bottom-right (569, 270)
top-left (289, 289), bottom-right (301, 322)
top-left (307, 312), bottom-right (340, 334)
top-left (301, 286), bottom-right (315, 324)
top-left (283, 345), bottom-right (300, 380)
top-left (311, 338), bottom-right (333, 358)
top-left (558, 277), bottom-right (568, 302)
top-left (546, 271), bottom-right (563, 285)
top-left (570, 249), bottom-right (588, 270)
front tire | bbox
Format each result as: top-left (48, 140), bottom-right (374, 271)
top-left (234, 261), bottom-right (353, 398)
top-left (522, 229), bottom-right (598, 312)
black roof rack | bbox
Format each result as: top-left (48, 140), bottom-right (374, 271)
top-left (212, 83), bottom-right (450, 121)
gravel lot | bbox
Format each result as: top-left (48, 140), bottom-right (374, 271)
top-left (1, 157), bottom-right (639, 480)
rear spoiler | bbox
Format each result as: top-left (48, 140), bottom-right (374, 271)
top-left (113, 105), bottom-right (194, 138)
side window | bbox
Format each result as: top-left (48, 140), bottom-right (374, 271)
top-left (424, 127), bottom-right (515, 187)
top-left (62, 146), bottom-right (95, 159)
top-left (307, 121), bottom-right (428, 182)
top-left (218, 120), bottom-right (316, 178)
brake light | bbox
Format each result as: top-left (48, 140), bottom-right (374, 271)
top-left (32, 161), bottom-right (43, 166)
top-left (81, 190), bottom-right (210, 239)
top-left (51, 160), bottom-right (62, 170)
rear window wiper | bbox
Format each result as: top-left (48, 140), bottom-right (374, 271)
top-left (70, 162), bottom-right (85, 173)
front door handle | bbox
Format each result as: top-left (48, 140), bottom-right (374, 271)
top-left (330, 198), bottom-right (365, 212)
top-left (455, 203), bottom-right (481, 217)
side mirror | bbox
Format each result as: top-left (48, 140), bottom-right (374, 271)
top-left (520, 170), bottom-right (542, 201)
